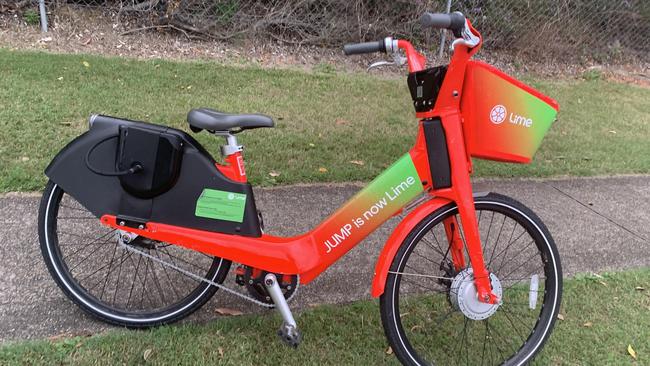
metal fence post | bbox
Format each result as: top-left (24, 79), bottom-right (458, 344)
top-left (39, 0), bottom-right (48, 32)
top-left (438, 0), bottom-right (452, 58)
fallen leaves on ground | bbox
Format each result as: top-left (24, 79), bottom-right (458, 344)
top-left (269, 171), bottom-right (280, 177)
top-left (583, 322), bottom-right (593, 327)
top-left (627, 344), bottom-right (637, 359)
top-left (215, 308), bottom-right (244, 316)
top-left (386, 347), bottom-right (393, 355)
top-left (349, 160), bottom-right (364, 166)
top-left (143, 348), bottom-right (153, 361)
top-left (82, 61), bottom-right (90, 68)
top-left (318, 167), bottom-right (328, 173)
top-left (47, 333), bottom-right (70, 342)
top-left (557, 313), bottom-right (565, 320)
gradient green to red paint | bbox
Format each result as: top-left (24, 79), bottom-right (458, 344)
top-left (461, 61), bottom-right (559, 163)
top-left (312, 154), bottom-right (423, 259)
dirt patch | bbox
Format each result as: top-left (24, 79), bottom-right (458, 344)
top-left (604, 66), bottom-right (650, 88)
top-left (1, 6), bottom-right (648, 85)
top-left (0, 7), bottom-right (378, 74)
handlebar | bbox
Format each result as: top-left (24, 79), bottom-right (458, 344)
top-left (343, 40), bottom-right (386, 56)
top-left (342, 12), bottom-right (480, 73)
top-left (419, 11), bottom-right (466, 37)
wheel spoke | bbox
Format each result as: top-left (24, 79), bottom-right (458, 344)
top-left (487, 215), bottom-right (507, 269)
top-left (67, 237), bottom-right (115, 273)
top-left (99, 242), bottom-right (120, 300)
top-left (112, 250), bottom-right (131, 305)
top-left (400, 276), bottom-right (450, 294)
top-left (153, 250), bottom-right (181, 299)
top-left (61, 230), bottom-right (115, 264)
top-left (499, 250), bottom-right (539, 281)
top-left (126, 255), bottom-right (142, 308)
top-left (421, 235), bottom-right (447, 258)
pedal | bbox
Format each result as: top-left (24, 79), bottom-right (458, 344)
top-left (264, 273), bottom-right (302, 348)
top-left (277, 322), bottom-right (302, 348)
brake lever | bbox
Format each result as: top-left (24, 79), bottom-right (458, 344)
top-left (450, 19), bottom-right (480, 50)
top-left (366, 53), bottom-right (407, 72)
top-left (367, 60), bottom-right (394, 71)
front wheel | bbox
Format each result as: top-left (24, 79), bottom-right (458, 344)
top-left (380, 193), bottom-right (562, 366)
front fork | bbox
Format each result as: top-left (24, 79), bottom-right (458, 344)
top-left (434, 113), bottom-right (499, 304)
top-left (444, 201), bottom-right (498, 304)
top-left (443, 216), bottom-right (466, 272)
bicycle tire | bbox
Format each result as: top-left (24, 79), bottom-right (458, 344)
top-left (380, 193), bottom-right (562, 365)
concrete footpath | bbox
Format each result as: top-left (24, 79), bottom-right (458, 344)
top-left (0, 176), bottom-right (648, 342)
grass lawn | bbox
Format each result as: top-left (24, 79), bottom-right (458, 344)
top-left (1, 268), bottom-right (648, 365)
top-left (1, 49), bottom-right (649, 192)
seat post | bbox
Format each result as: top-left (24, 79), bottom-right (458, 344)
top-left (214, 132), bottom-right (243, 157)
top-left (213, 131), bottom-right (247, 183)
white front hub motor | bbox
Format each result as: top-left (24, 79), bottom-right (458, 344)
top-left (450, 268), bottom-right (502, 320)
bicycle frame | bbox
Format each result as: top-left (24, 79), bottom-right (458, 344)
top-left (101, 21), bottom-right (500, 303)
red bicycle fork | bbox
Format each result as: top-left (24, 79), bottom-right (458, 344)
top-left (443, 216), bottom-right (466, 272)
top-left (414, 111), bottom-right (499, 305)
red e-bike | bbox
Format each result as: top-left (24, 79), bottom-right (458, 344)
top-left (39, 11), bottom-right (562, 365)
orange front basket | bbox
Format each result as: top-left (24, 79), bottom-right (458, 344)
top-left (460, 61), bottom-right (559, 164)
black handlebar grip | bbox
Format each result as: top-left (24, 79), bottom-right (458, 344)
top-left (420, 11), bottom-right (466, 37)
top-left (420, 12), bottom-right (452, 28)
top-left (343, 40), bottom-right (386, 56)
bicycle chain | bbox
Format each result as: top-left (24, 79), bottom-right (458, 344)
top-left (119, 243), bottom-right (477, 307)
top-left (119, 243), bottom-right (300, 308)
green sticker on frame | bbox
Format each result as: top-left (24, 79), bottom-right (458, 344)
top-left (195, 189), bottom-right (247, 223)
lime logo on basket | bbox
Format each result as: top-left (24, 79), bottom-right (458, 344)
top-left (490, 105), bottom-right (507, 124)
top-left (490, 104), bottom-right (534, 128)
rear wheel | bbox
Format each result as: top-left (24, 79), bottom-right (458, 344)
top-left (380, 193), bottom-right (562, 365)
top-left (38, 181), bottom-right (231, 327)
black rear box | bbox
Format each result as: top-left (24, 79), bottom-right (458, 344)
top-left (45, 115), bottom-right (262, 237)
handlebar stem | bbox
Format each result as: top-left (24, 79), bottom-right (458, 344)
top-left (396, 40), bottom-right (427, 73)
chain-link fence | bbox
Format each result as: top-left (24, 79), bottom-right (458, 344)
top-left (4, 0), bottom-right (649, 63)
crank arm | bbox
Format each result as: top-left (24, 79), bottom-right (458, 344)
top-left (265, 273), bottom-right (302, 348)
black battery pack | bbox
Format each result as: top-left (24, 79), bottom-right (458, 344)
top-left (117, 125), bottom-right (183, 199)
